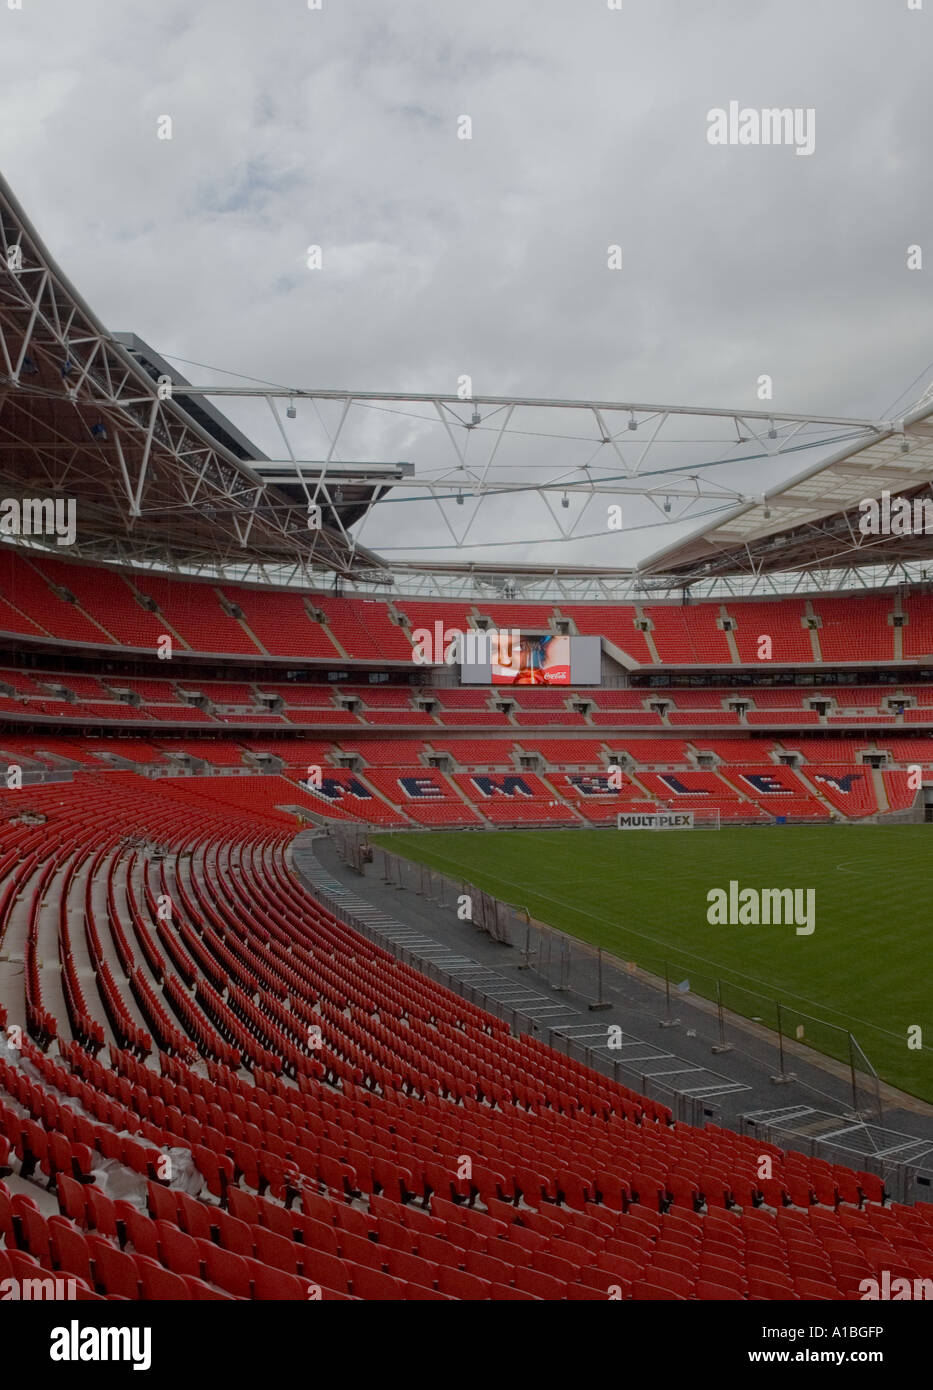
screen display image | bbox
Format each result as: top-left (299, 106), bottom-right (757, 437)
top-left (459, 631), bottom-right (600, 685)
top-left (490, 632), bottom-right (571, 685)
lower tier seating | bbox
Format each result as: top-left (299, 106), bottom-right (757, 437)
top-left (0, 729), bottom-right (926, 826)
top-left (0, 775), bottom-right (930, 1301)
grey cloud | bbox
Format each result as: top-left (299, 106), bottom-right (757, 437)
top-left (1, 0), bottom-right (930, 569)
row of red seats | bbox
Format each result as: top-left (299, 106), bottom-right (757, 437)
top-left (0, 543), bottom-right (928, 663)
top-left (0, 773), bottom-right (927, 1300)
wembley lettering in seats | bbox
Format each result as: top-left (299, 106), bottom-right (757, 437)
top-left (567, 774), bottom-right (617, 796)
top-left (303, 776), bottom-right (373, 803)
top-left (740, 772), bottom-right (797, 795)
top-left (470, 775), bottom-right (534, 798)
top-left (398, 776), bottom-right (446, 800)
top-left (657, 774), bottom-right (710, 796)
top-left (813, 772), bottom-right (864, 794)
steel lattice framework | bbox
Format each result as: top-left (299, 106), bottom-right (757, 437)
top-left (0, 174), bottom-right (386, 581)
top-left (3, 168), bottom-right (933, 602)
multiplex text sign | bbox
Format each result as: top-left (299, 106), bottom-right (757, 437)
top-left (616, 812), bottom-right (694, 830)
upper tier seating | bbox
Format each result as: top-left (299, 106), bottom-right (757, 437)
top-left (471, 604), bottom-right (558, 631)
top-left (814, 597), bottom-right (895, 664)
top-left (644, 605), bottom-right (733, 665)
top-left (727, 601), bottom-right (814, 665)
top-left (219, 588), bottom-right (340, 659)
top-left (0, 552), bottom-right (109, 644)
top-left (313, 598), bottom-right (413, 662)
top-left (562, 604), bottom-right (653, 663)
top-left (130, 576), bottom-right (257, 655)
top-left (32, 557), bottom-right (169, 649)
top-left (0, 545), bottom-right (930, 668)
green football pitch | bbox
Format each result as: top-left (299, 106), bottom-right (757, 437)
top-left (371, 825), bottom-right (933, 1104)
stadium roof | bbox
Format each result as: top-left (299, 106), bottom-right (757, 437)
top-left (5, 167), bottom-right (933, 597)
top-left (0, 173), bottom-right (398, 580)
top-left (636, 394), bottom-right (933, 583)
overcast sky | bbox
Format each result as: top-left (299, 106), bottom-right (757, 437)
top-left (2, 0), bottom-right (931, 573)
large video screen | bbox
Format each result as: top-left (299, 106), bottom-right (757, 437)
top-left (460, 632), bottom-right (600, 685)
top-left (490, 632), bottom-right (569, 685)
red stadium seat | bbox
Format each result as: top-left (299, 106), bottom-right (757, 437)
top-left (0, 601), bottom-right (924, 1311)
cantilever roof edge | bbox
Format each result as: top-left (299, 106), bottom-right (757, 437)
top-left (635, 395), bottom-right (933, 578)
